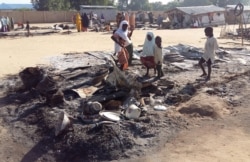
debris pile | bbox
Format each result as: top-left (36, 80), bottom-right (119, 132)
top-left (0, 53), bottom-right (189, 161)
top-left (1, 45), bottom-right (250, 161)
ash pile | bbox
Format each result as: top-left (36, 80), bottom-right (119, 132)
top-left (1, 45), bottom-right (249, 161)
top-left (0, 52), bottom-right (187, 162)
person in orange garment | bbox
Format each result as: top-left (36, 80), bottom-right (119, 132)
top-left (111, 23), bottom-right (130, 71)
top-left (75, 13), bottom-right (82, 32)
top-left (113, 20), bottom-right (134, 65)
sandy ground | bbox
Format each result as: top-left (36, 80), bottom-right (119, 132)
top-left (1, 24), bottom-right (250, 162)
top-left (0, 24), bottom-right (247, 78)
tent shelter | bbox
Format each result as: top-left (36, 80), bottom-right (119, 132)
top-left (80, 5), bottom-right (117, 22)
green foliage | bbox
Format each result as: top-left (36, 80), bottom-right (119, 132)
top-left (180, 0), bottom-right (212, 7)
top-left (210, 0), bottom-right (249, 7)
top-left (32, 0), bottom-right (114, 11)
top-left (117, 0), bottom-right (129, 10)
top-left (165, 1), bottom-right (181, 10)
top-left (31, 0), bottom-right (250, 11)
top-left (31, 0), bottom-right (70, 11)
top-left (117, 0), bottom-right (167, 11)
top-left (150, 2), bottom-right (167, 11)
top-left (129, 0), bottom-right (150, 11)
top-left (174, 0), bottom-right (250, 8)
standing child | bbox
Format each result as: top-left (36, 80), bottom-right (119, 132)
top-left (140, 32), bottom-right (156, 77)
top-left (154, 36), bottom-right (164, 78)
top-left (199, 27), bottom-right (218, 81)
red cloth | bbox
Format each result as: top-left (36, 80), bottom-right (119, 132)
top-left (118, 48), bottom-right (129, 70)
top-left (140, 56), bottom-right (155, 68)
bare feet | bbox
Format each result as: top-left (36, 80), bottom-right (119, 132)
top-left (200, 73), bottom-right (207, 77)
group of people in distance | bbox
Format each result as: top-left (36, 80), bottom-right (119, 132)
top-left (111, 18), bottom-right (218, 81)
top-left (74, 12), bottom-right (109, 33)
top-left (74, 12), bottom-right (90, 32)
top-left (0, 16), bottom-right (15, 32)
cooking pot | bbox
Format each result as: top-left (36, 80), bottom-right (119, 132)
top-left (125, 104), bottom-right (141, 119)
top-left (83, 101), bottom-right (102, 115)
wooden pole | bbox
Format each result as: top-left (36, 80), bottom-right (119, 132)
top-left (240, 14), bottom-right (244, 46)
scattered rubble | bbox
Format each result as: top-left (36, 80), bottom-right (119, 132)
top-left (0, 44), bottom-right (250, 161)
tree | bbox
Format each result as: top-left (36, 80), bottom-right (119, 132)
top-left (32, 0), bottom-right (71, 10)
top-left (69, 0), bottom-right (114, 10)
top-left (150, 2), bottom-right (166, 11)
top-left (129, 0), bottom-right (150, 11)
top-left (32, 0), bottom-right (49, 10)
top-left (53, 0), bottom-right (70, 10)
top-left (175, 0), bottom-right (249, 8)
top-left (32, 0), bottom-right (115, 11)
top-left (117, 0), bottom-right (151, 11)
top-left (117, 0), bottom-right (129, 10)
top-left (210, 0), bottom-right (249, 7)
top-left (180, 0), bottom-right (212, 7)
top-left (165, 1), bottom-right (181, 10)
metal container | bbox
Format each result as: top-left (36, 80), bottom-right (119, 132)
top-left (125, 104), bottom-right (141, 119)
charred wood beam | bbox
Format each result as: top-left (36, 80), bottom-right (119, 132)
top-left (88, 91), bottom-right (128, 103)
top-left (62, 70), bottom-right (109, 90)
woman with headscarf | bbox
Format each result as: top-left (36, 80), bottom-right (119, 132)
top-left (111, 20), bottom-right (133, 70)
top-left (140, 32), bottom-right (156, 76)
top-left (82, 13), bottom-right (89, 32)
top-left (113, 20), bottom-right (134, 65)
top-left (76, 13), bottom-right (82, 32)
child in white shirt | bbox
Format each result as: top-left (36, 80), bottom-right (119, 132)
top-left (199, 27), bottom-right (219, 81)
top-left (154, 36), bottom-right (164, 78)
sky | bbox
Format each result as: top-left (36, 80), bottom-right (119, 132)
top-left (0, 0), bottom-right (31, 4)
top-left (0, 0), bottom-right (173, 4)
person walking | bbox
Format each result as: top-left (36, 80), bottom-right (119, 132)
top-left (198, 27), bottom-right (219, 81)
